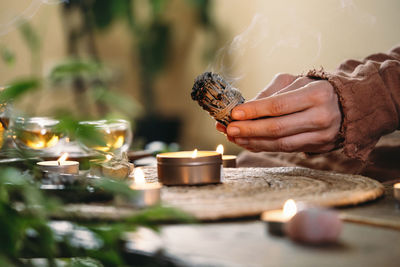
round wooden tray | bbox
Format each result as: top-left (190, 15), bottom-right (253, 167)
top-left (59, 167), bottom-right (384, 221)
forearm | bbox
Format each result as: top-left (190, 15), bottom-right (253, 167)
top-left (307, 45), bottom-right (400, 161)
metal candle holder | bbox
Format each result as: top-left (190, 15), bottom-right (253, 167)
top-left (261, 210), bottom-right (288, 236)
top-left (261, 199), bottom-right (297, 236)
top-left (157, 151), bottom-right (222, 185)
top-left (37, 161), bottom-right (79, 175)
top-left (394, 183), bottom-right (400, 206)
top-left (222, 155), bottom-right (237, 168)
top-left (127, 183), bottom-right (161, 208)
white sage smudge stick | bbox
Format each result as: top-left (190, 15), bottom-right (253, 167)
top-left (191, 72), bottom-right (245, 127)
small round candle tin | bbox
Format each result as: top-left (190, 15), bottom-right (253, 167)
top-left (128, 183), bottom-right (162, 208)
top-left (261, 199), bottom-right (297, 236)
top-left (222, 155), bottom-right (237, 168)
top-left (37, 160), bottom-right (79, 175)
top-left (394, 183), bottom-right (400, 205)
top-left (157, 151), bottom-right (222, 185)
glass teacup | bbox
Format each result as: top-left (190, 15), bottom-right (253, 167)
top-left (78, 119), bottom-right (132, 154)
top-left (13, 117), bottom-right (62, 151)
top-left (0, 103), bottom-right (10, 149)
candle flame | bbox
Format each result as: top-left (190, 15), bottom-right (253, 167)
top-left (216, 144), bottom-right (224, 155)
top-left (57, 153), bottom-right (69, 165)
top-left (283, 199), bottom-right (297, 219)
top-left (191, 149), bottom-right (198, 158)
top-left (134, 168), bottom-right (145, 185)
top-left (395, 183), bottom-right (400, 189)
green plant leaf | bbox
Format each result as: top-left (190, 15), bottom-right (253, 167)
top-left (139, 21), bottom-right (170, 77)
top-left (92, 0), bottom-right (115, 30)
top-left (127, 205), bottom-right (195, 231)
top-left (112, 0), bottom-right (133, 19)
top-left (0, 255), bottom-right (16, 267)
top-left (49, 59), bottom-right (104, 84)
top-left (18, 22), bottom-right (40, 54)
top-left (0, 46), bottom-right (16, 66)
top-left (55, 116), bottom-right (107, 148)
top-left (0, 78), bottom-right (40, 103)
top-left (92, 177), bottom-right (136, 198)
top-left (92, 86), bottom-right (141, 117)
top-left (187, 0), bottom-right (213, 27)
top-left (67, 257), bottom-right (104, 267)
top-left (150, 0), bottom-right (167, 15)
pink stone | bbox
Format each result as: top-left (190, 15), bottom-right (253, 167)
top-left (285, 208), bottom-right (342, 244)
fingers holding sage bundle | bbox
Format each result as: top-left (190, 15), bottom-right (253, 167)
top-left (192, 72), bottom-right (342, 154)
top-left (228, 79), bottom-right (342, 153)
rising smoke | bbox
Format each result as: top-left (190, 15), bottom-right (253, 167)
top-left (208, 0), bottom-right (377, 90)
top-left (0, 0), bottom-right (68, 37)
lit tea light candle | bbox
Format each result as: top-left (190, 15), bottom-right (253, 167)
top-left (216, 144), bottom-right (237, 168)
top-left (261, 199), bottom-right (297, 236)
top-left (394, 183), bottom-right (400, 205)
top-left (37, 153), bottom-right (79, 175)
top-left (157, 149), bottom-right (222, 185)
top-left (128, 168), bottom-right (161, 208)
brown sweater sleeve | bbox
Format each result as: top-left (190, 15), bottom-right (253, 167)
top-left (307, 45), bottom-right (400, 161)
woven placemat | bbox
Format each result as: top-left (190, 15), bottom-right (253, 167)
top-left (152, 167), bottom-right (384, 220)
top-left (58, 167), bottom-right (384, 221)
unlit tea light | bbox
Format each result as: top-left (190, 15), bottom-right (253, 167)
top-left (157, 149), bottom-right (222, 185)
top-left (37, 153), bottom-right (79, 175)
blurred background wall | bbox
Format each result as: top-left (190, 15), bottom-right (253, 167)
top-left (0, 0), bottom-right (399, 154)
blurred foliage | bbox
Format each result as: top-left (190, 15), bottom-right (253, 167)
top-left (18, 22), bottom-right (41, 54)
top-left (0, 167), bottom-right (60, 265)
top-left (48, 58), bottom-right (141, 118)
top-left (55, 115), bottom-right (108, 148)
top-left (0, 78), bottom-right (40, 104)
top-left (0, 166), bottom-right (194, 266)
top-left (0, 7), bottom-right (203, 263)
top-left (64, 0), bottom-right (218, 114)
top-left (49, 59), bottom-right (105, 84)
top-left (0, 45), bottom-right (15, 66)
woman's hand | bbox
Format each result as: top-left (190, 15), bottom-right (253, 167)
top-left (216, 73), bottom-right (342, 153)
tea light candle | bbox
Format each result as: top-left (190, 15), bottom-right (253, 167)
top-left (37, 153), bottom-right (79, 175)
top-left (394, 183), bottom-right (400, 205)
top-left (128, 168), bottom-right (161, 208)
top-left (216, 144), bottom-right (237, 168)
top-left (157, 149), bottom-right (222, 185)
top-left (261, 199), bottom-right (297, 236)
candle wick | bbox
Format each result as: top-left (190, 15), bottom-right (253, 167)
top-left (57, 160), bottom-right (61, 166)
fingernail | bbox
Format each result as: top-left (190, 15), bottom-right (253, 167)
top-left (232, 110), bottom-right (245, 120)
top-left (235, 138), bottom-right (249, 145)
top-left (227, 127), bottom-right (240, 136)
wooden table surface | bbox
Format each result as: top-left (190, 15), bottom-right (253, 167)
top-left (156, 220), bottom-right (400, 267)
top-left (339, 180), bottom-right (400, 230)
top-left (126, 180), bottom-right (400, 267)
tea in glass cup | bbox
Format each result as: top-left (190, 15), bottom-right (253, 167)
top-left (0, 100), bottom-right (11, 149)
top-left (13, 117), bottom-right (62, 150)
top-left (78, 119), bottom-right (132, 154)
